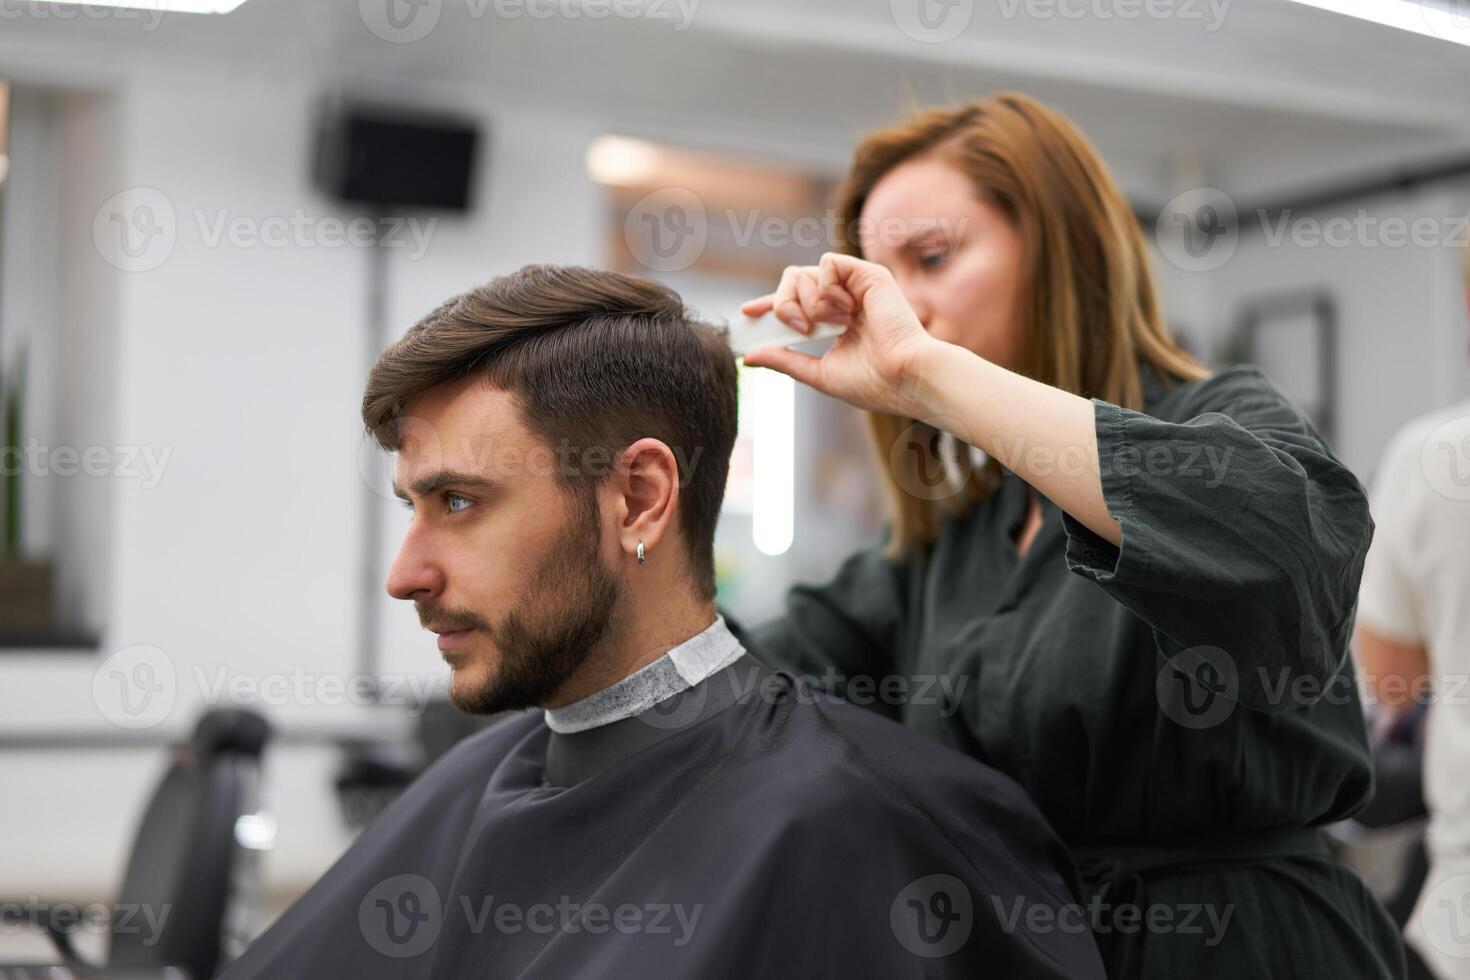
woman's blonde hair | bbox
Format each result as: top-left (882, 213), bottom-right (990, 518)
top-left (834, 92), bottom-right (1210, 557)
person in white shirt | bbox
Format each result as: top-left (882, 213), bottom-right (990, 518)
top-left (1356, 236), bottom-right (1470, 979)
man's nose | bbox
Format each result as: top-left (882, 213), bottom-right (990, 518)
top-left (386, 533), bottom-right (444, 602)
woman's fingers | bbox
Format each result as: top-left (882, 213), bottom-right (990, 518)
top-left (743, 262), bottom-right (861, 335)
top-left (741, 252), bottom-right (933, 417)
top-left (772, 266), bottom-right (811, 333)
top-left (741, 344), bottom-right (825, 391)
top-left (817, 253), bottom-right (842, 295)
top-left (795, 270), bottom-right (822, 330)
top-left (739, 294), bottom-right (775, 317)
top-left (819, 252), bottom-right (918, 333)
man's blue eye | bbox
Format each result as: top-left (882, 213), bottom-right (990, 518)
top-left (447, 493), bottom-right (472, 513)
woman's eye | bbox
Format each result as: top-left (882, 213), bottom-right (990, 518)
top-left (447, 493), bottom-right (472, 514)
top-left (918, 250), bottom-right (949, 270)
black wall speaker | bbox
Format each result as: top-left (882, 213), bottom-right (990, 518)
top-left (313, 103), bottom-right (480, 212)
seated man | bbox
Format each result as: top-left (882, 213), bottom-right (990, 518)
top-left (222, 265), bottom-right (1104, 979)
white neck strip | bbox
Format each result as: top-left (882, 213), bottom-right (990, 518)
top-left (543, 615), bottom-right (746, 734)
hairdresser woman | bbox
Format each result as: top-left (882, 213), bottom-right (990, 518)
top-left (736, 92), bottom-right (1403, 979)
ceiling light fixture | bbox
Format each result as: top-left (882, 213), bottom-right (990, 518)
top-left (1282, 0), bottom-right (1470, 48)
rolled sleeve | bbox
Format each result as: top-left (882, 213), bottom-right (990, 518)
top-left (1061, 368), bottom-right (1375, 714)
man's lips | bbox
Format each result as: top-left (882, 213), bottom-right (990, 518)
top-left (430, 627), bottom-right (476, 653)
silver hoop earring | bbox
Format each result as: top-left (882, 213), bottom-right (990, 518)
top-left (636, 541), bottom-right (646, 565)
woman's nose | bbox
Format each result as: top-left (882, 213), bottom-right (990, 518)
top-left (897, 280), bottom-right (933, 330)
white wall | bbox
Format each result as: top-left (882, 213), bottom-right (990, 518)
top-left (1203, 185), bottom-right (1470, 481)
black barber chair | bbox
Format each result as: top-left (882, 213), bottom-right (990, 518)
top-left (37, 708), bottom-right (272, 978)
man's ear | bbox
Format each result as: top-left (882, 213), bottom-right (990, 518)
top-left (611, 438), bottom-right (680, 564)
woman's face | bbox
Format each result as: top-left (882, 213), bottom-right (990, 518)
top-left (857, 157), bottom-right (1025, 371)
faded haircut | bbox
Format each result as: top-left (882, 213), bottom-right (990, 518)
top-left (362, 264), bottom-right (738, 601)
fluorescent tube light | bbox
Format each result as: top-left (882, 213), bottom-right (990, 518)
top-left (1283, 0), bottom-right (1470, 47)
top-left (38, 0), bottom-right (250, 13)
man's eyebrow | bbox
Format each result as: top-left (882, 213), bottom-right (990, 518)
top-left (391, 470), bottom-right (498, 501)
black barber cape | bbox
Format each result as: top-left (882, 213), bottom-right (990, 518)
top-left (221, 655), bottom-right (1105, 979)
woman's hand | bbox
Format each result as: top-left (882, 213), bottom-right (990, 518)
top-left (739, 253), bottom-right (940, 418)
top-left (744, 253), bottom-right (1122, 547)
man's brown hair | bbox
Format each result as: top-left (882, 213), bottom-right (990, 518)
top-left (362, 264), bottom-right (738, 601)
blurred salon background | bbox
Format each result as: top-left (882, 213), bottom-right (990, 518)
top-left (0, 0), bottom-right (1468, 974)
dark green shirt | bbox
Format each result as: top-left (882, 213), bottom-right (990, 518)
top-left (745, 363), bottom-right (1404, 978)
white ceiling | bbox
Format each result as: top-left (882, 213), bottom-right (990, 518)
top-left (2, 0), bottom-right (1468, 203)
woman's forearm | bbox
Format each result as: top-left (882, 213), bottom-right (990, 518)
top-left (909, 341), bottom-right (1122, 547)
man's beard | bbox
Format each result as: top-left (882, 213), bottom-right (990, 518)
top-left (431, 496), bottom-right (623, 716)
